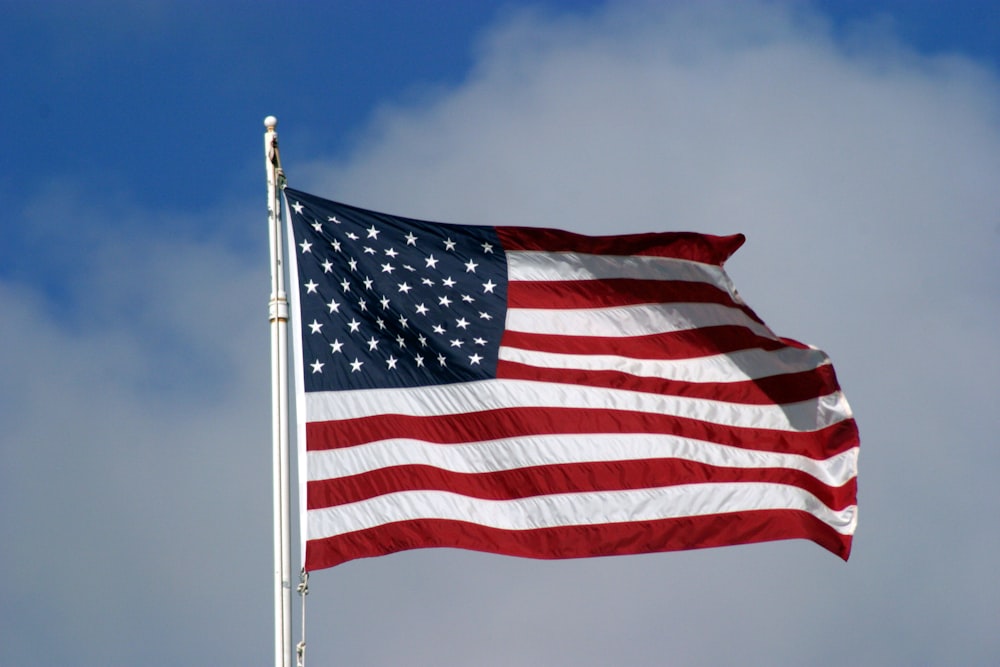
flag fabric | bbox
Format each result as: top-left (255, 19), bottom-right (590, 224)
top-left (283, 187), bottom-right (859, 572)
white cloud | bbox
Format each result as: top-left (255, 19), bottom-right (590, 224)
top-left (0, 191), bottom-right (273, 664)
top-left (294, 2), bottom-right (1000, 665)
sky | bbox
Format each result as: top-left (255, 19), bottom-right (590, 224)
top-left (1, 1), bottom-right (998, 665)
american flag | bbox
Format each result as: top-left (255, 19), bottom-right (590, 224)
top-left (284, 187), bottom-right (859, 571)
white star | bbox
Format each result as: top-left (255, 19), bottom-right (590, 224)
top-left (425, 255), bottom-right (439, 269)
top-left (482, 279), bottom-right (497, 293)
top-left (473, 337), bottom-right (487, 346)
top-left (330, 339), bottom-right (344, 353)
top-left (464, 259), bottom-right (478, 273)
top-left (340, 278), bottom-right (351, 292)
top-left (328, 216), bottom-right (341, 224)
top-left (292, 202), bottom-right (304, 214)
top-left (444, 238), bottom-right (456, 251)
top-left (366, 225), bottom-right (380, 239)
top-left (363, 246), bottom-right (376, 255)
top-left (345, 232), bottom-right (359, 241)
top-left (310, 359), bottom-right (324, 373)
top-left (327, 299), bottom-right (340, 313)
top-left (331, 239), bottom-right (342, 252)
top-left (404, 232), bottom-right (418, 246)
top-left (311, 221), bottom-right (323, 232)
top-left (381, 263), bottom-right (395, 274)
top-left (386, 355), bottom-right (398, 370)
top-left (380, 296), bottom-right (391, 309)
top-left (415, 303), bottom-right (429, 315)
top-left (396, 335), bottom-right (407, 348)
top-left (450, 339), bottom-right (464, 348)
top-left (384, 247), bottom-right (399, 258)
top-left (363, 276), bottom-right (374, 290)
top-left (461, 294), bottom-right (474, 303)
top-left (442, 277), bottom-right (456, 288)
top-left (415, 354), bottom-right (425, 367)
top-left (403, 264), bottom-right (415, 272)
top-left (299, 239), bottom-right (312, 254)
top-left (468, 353), bottom-right (483, 365)
top-left (455, 317), bottom-right (469, 329)
top-left (347, 258), bottom-right (358, 272)
top-left (350, 358), bottom-right (364, 372)
top-left (398, 315), bottom-right (409, 329)
top-left (421, 278), bottom-right (435, 286)
top-left (366, 336), bottom-right (379, 351)
top-left (375, 317), bottom-right (386, 330)
top-left (347, 318), bottom-right (361, 333)
top-left (397, 282), bottom-right (412, 294)
top-left (417, 334), bottom-right (428, 347)
top-left (437, 354), bottom-right (448, 366)
top-left (321, 259), bottom-right (333, 273)
top-left (478, 311), bottom-right (493, 320)
top-left (304, 280), bottom-right (318, 294)
top-left (308, 320), bottom-right (323, 334)
top-left (481, 242), bottom-right (494, 254)
top-left (438, 295), bottom-right (453, 307)
top-left (432, 324), bottom-right (446, 335)
top-left (358, 298), bottom-right (368, 311)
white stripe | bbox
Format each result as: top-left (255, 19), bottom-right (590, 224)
top-left (499, 345), bottom-right (830, 384)
top-left (308, 433), bottom-right (858, 487)
top-left (304, 379), bottom-right (853, 433)
top-left (506, 302), bottom-right (775, 339)
top-left (506, 250), bottom-right (739, 296)
top-left (306, 483), bottom-right (858, 540)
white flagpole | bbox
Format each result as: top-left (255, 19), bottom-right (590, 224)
top-left (265, 115), bottom-right (293, 667)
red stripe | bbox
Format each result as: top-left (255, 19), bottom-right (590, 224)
top-left (507, 278), bottom-right (746, 310)
top-left (308, 459), bottom-right (856, 511)
top-left (306, 407), bottom-right (859, 457)
top-left (304, 510), bottom-right (851, 570)
top-left (496, 361), bottom-right (842, 406)
top-left (500, 325), bottom-right (795, 359)
top-left (497, 227), bottom-right (745, 264)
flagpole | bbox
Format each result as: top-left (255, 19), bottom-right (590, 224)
top-left (265, 115), bottom-right (293, 667)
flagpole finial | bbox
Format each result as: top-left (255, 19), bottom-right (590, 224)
top-left (265, 115), bottom-right (278, 130)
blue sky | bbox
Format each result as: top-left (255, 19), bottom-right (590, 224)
top-left (2, 2), bottom-right (999, 665)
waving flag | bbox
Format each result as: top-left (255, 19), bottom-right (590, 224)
top-left (284, 187), bottom-right (859, 571)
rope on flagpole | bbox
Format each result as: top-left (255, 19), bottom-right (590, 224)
top-left (296, 570), bottom-right (309, 667)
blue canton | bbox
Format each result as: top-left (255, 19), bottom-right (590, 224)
top-left (285, 188), bottom-right (508, 393)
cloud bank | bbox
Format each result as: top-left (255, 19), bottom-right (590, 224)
top-left (301, 3), bottom-right (1000, 665)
